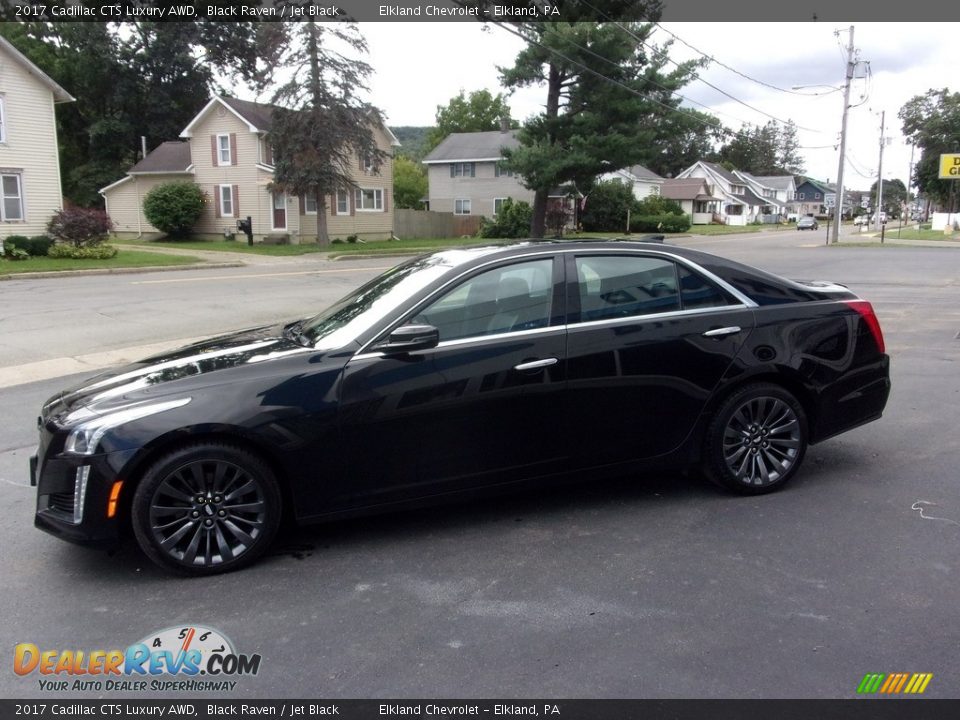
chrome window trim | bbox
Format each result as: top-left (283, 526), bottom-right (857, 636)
top-left (566, 303), bottom-right (748, 334)
top-left (347, 245), bottom-right (757, 356)
top-left (350, 325), bottom-right (566, 363)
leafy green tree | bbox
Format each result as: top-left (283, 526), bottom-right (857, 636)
top-left (499, 14), bottom-right (700, 237)
top-left (390, 126), bottom-right (432, 162)
top-left (714, 120), bottom-right (804, 176)
top-left (0, 21), bottom-right (264, 206)
top-left (580, 180), bottom-right (638, 232)
top-left (393, 156), bottom-right (428, 209)
top-left (870, 178), bottom-right (908, 217)
top-left (647, 108), bottom-right (725, 179)
top-left (143, 182), bottom-right (207, 237)
top-left (899, 88), bottom-right (960, 209)
top-left (260, 19), bottom-right (386, 245)
top-left (479, 199), bottom-right (533, 239)
top-left (426, 89), bottom-right (515, 152)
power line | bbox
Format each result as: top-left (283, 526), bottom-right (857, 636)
top-left (486, 21), bottom-right (731, 135)
top-left (654, 22), bottom-right (841, 97)
top-left (572, 3), bottom-right (830, 135)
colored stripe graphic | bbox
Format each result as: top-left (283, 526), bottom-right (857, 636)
top-left (857, 673), bottom-right (932, 694)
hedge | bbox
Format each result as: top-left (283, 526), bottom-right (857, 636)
top-left (6, 235), bottom-right (54, 256)
top-left (48, 243), bottom-right (119, 259)
top-left (629, 214), bottom-right (691, 233)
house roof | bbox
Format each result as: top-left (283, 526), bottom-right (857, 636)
top-left (180, 96), bottom-right (401, 146)
top-left (797, 177), bottom-right (834, 194)
top-left (701, 161), bottom-right (740, 184)
top-left (743, 173), bottom-right (795, 191)
top-left (624, 164), bottom-right (663, 182)
top-left (129, 141), bottom-right (192, 174)
top-left (422, 130), bottom-right (520, 163)
top-left (660, 178), bottom-right (718, 201)
top-left (0, 36), bottom-right (74, 103)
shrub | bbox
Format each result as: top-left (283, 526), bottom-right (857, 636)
top-left (3, 244), bottom-right (29, 261)
top-left (47, 208), bottom-right (113, 248)
top-left (635, 195), bottom-right (684, 216)
top-left (7, 235), bottom-right (54, 256)
top-left (545, 204), bottom-right (572, 238)
top-left (629, 214), bottom-right (691, 233)
top-left (346, 234), bottom-right (359, 244)
top-left (48, 243), bottom-right (118, 259)
top-left (580, 180), bottom-right (638, 232)
top-left (143, 182), bottom-right (206, 237)
top-left (479, 199), bottom-right (533, 238)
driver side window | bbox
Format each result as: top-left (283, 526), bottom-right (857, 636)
top-left (414, 259), bottom-right (554, 342)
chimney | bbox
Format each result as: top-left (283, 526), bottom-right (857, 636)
top-left (500, 117), bottom-right (510, 133)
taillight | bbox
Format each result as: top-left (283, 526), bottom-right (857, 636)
top-left (844, 300), bottom-right (885, 354)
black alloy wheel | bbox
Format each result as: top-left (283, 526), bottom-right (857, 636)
top-left (704, 383), bottom-right (808, 494)
top-left (132, 443), bottom-right (281, 575)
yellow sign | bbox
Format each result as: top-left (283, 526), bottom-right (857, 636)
top-left (939, 153), bottom-right (960, 178)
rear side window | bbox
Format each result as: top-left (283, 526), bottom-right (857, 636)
top-left (574, 256), bottom-right (740, 323)
top-left (677, 265), bottom-right (739, 309)
top-left (575, 256), bottom-right (680, 321)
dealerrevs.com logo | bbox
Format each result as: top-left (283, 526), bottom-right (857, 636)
top-left (14, 625), bottom-right (261, 692)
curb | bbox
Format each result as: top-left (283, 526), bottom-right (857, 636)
top-left (0, 261), bottom-right (245, 281)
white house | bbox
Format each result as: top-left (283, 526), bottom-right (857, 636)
top-left (0, 35), bottom-right (74, 238)
top-left (677, 161), bottom-right (786, 225)
top-left (599, 164), bottom-right (664, 201)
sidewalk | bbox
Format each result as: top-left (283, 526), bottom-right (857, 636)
top-left (113, 243), bottom-right (333, 266)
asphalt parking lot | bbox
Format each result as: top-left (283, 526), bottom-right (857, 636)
top-left (1, 236), bottom-right (958, 699)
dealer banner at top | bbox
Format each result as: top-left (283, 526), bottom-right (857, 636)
top-left (2, 0), bottom-right (957, 22)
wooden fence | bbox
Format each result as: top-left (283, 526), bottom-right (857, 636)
top-left (394, 209), bottom-right (481, 239)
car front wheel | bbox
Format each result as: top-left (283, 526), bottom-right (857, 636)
top-left (704, 383), bottom-right (808, 494)
top-left (131, 442), bottom-right (281, 575)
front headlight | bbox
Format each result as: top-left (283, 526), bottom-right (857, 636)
top-left (64, 398), bottom-right (191, 456)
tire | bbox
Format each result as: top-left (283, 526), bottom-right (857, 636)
top-left (703, 383), bottom-right (808, 495)
top-left (131, 442), bottom-right (282, 575)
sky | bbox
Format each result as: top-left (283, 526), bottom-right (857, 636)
top-left (354, 21), bottom-right (959, 192)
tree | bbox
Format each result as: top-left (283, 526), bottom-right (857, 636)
top-left (580, 180), bottom-right (638, 232)
top-left (714, 120), bottom-right (802, 176)
top-left (260, 20), bottom-right (386, 245)
top-left (425, 89), bottom-right (515, 152)
top-left (498, 15), bottom-right (701, 237)
top-left (646, 108), bottom-right (725, 178)
top-left (0, 21), bottom-right (264, 206)
top-left (143, 182), bottom-right (207, 237)
top-left (393, 156), bottom-right (428, 209)
top-left (870, 178), bottom-right (908, 217)
top-left (899, 88), bottom-right (960, 210)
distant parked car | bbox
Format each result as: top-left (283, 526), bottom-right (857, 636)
top-left (797, 216), bottom-right (819, 231)
top-left (853, 216), bottom-right (869, 227)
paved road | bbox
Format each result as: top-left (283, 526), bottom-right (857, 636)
top-left (1, 234), bottom-right (958, 699)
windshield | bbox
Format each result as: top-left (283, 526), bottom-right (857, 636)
top-left (301, 250), bottom-right (488, 350)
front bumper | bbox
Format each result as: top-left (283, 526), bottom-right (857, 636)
top-left (32, 445), bottom-right (137, 547)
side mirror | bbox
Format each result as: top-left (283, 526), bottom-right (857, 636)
top-left (377, 324), bottom-right (439, 354)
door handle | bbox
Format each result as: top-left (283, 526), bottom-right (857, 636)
top-left (513, 358), bottom-right (558, 372)
top-left (702, 326), bottom-right (741, 338)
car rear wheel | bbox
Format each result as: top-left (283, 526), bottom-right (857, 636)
top-left (704, 383), bottom-right (808, 494)
top-left (131, 442), bottom-right (281, 575)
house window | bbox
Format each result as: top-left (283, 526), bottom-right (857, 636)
top-left (731, 184), bottom-right (746, 195)
top-left (355, 188), bottom-right (383, 211)
top-left (0, 97), bottom-right (6, 143)
top-left (648, 185), bottom-right (660, 196)
top-left (798, 192), bottom-right (805, 200)
top-left (450, 162), bottom-right (476, 178)
top-left (763, 189), bottom-right (775, 198)
top-left (217, 134), bottom-right (231, 165)
top-left (337, 191), bottom-right (349, 214)
top-left (219, 184), bottom-right (234, 217)
top-left (494, 198), bottom-right (507, 215)
top-left (455, 199), bottom-right (471, 215)
top-left (1, 173), bottom-right (23, 221)
top-left (304, 194), bottom-right (318, 214)
top-left (494, 163), bottom-right (513, 178)
top-left (815, 192), bottom-right (821, 200)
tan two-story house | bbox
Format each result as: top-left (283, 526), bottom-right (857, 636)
top-left (101, 96), bottom-right (400, 242)
top-left (0, 35), bottom-right (74, 239)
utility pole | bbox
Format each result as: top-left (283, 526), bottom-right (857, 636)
top-left (875, 110), bottom-right (886, 232)
top-left (831, 25), bottom-right (855, 244)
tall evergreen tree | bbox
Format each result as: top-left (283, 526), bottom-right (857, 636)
top-left (260, 20), bottom-right (386, 245)
top-left (498, 16), bottom-right (701, 237)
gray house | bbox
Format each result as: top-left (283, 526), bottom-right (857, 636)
top-left (422, 126), bottom-right (574, 219)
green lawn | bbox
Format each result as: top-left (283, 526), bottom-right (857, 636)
top-left (124, 236), bottom-right (500, 257)
top-left (685, 224), bottom-right (766, 235)
top-left (0, 250), bottom-right (203, 276)
top-left (883, 227), bottom-right (960, 241)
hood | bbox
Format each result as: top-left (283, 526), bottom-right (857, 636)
top-left (44, 324), bottom-right (318, 424)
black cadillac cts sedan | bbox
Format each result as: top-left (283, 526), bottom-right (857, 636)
top-left (31, 241), bottom-right (890, 574)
